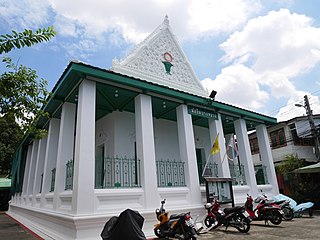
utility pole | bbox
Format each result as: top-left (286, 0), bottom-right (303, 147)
top-left (303, 95), bottom-right (320, 161)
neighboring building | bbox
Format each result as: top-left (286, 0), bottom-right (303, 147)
top-left (249, 115), bottom-right (320, 188)
top-left (8, 17), bottom-right (278, 239)
top-left (0, 176), bottom-right (11, 211)
top-left (250, 114), bottom-right (320, 164)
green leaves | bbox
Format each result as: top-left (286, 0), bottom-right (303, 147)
top-left (0, 26), bottom-right (56, 54)
top-left (0, 57), bottom-right (50, 136)
top-left (276, 154), bottom-right (305, 174)
top-left (0, 27), bottom-right (55, 174)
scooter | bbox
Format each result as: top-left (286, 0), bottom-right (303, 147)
top-left (244, 194), bottom-right (283, 225)
top-left (203, 198), bottom-right (251, 233)
top-left (260, 194), bottom-right (294, 220)
top-left (154, 199), bottom-right (198, 240)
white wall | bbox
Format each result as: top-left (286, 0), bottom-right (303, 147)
top-left (193, 125), bottom-right (211, 155)
top-left (96, 111), bottom-right (187, 161)
top-left (95, 114), bottom-right (115, 156)
top-left (154, 118), bottom-right (180, 161)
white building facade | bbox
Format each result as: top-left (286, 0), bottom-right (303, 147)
top-left (8, 18), bottom-right (279, 239)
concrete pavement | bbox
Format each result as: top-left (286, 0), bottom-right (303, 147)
top-left (198, 213), bottom-right (320, 240)
top-left (0, 212), bottom-right (43, 240)
top-left (0, 211), bottom-right (319, 239)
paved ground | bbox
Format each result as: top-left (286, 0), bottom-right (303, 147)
top-left (0, 212), bottom-right (42, 239)
top-left (0, 211), bottom-right (319, 239)
top-left (198, 213), bottom-right (320, 240)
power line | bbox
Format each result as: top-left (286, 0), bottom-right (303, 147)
top-left (267, 90), bottom-right (320, 116)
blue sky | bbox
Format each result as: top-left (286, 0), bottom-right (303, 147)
top-left (1, 0), bottom-right (320, 121)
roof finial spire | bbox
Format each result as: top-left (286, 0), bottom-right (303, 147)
top-left (163, 15), bottom-right (169, 26)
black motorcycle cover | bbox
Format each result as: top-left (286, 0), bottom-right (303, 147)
top-left (100, 209), bottom-right (146, 240)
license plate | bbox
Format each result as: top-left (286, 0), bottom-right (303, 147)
top-left (185, 219), bottom-right (194, 227)
top-left (243, 211), bottom-right (250, 218)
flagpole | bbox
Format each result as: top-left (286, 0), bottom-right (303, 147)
top-left (221, 151), bottom-right (227, 164)
top-left (202, 154), bottom-right (212, 177)
top-left (221, 136), bottom-right (232, 164)
top-left (203, 133), bottom-right (220, 177)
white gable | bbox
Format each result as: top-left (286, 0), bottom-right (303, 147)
top-left (111, 16), bottom-right (208, 97)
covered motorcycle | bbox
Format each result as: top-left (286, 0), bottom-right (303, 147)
top-left (272, 194), bottom-right (314, 217)
top-left (101, 209), bottom-right (146, 240)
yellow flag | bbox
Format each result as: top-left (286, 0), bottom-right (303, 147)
top-left (210, 133), bottom-right (220, 155)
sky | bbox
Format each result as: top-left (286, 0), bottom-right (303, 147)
top-left (1, 0), bottom-right (320, 122)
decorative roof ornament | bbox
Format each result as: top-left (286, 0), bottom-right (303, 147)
top-left (163, 15), bottom-right (169, 26)
top-left (111, 16), bottom-right (208, 97)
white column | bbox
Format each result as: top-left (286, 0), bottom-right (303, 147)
top-left (176, 104), bottom-right (202, 204)
top-left (22, 144), bottom-right (32, 205)
top-left (53, 102), bottom-right (76, 210)
top-left (256, 124), bottom-right (279, 195)
top-left (234, 119), bottom-right (259, 197)
top-left (135, 94), bottom-right (158, 209)
top-left (208, 113), bottom-right (230, 177)
top-left (40, 118), bottom-right (60, 208)
top-left (26, 140), bottom-right (39, 204)
top-left (32, 137), bottom-right (47, 205)
top-left (72, 79), bottom-right (96, 215)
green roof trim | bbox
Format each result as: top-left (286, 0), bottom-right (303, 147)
top-left (25, 60), bottom-right (276, 143)
top-left (45, 61), bottom-right (276, 125)
top-left (0, 178), bottom-right (11, 188)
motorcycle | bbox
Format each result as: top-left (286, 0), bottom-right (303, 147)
top-left (244, 194), bottom-right (283, 225)
top-left (260, 194), bottom-right (294, 220)
top-left (272, 194), bottom-right (314, 218)
top-left (203, 198), bottom-right (251, 233)
top-left (154, 199), bottom-right (198, 240)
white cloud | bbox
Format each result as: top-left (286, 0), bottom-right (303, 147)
top-left (221, 9), bottom-right (320, 77)
top-left (0, 0), bottom-right (51, 29)
top-left (46, 0), bottom-right (261, 41)
top-left (188, 0), bottom-right (261, 38)
top-left (0, 0), bottom-right (263, 60)
top-left (276, 93), bottom-right (320, 122)
top-left (202, 8), bottom-right (320, 120)
top-left (202, 64), bottom-right (269, 110)
top-left (54, 15), bottom-right (79, 37)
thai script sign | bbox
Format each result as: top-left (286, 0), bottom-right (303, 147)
top-left (188, 106), bottom-right (218, 119)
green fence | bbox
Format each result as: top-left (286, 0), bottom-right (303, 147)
top-left (50, 168), bottom-right (56, 192)
top-left (39, 173), bottom-right (43, 193)
top-left (102, 156), bottom-right (141, 188)
top-left (65, 160), bottom-right (74, 190)
top-left (156, 159), bottom-right (186, 187)
top-left (229, 163), bottom-right (246, 185)
top-left (255, 165), bottom-right (269, 185)
top-left (200, 162), bottom-right (218, 185)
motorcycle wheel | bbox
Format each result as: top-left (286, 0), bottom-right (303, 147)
top-left (154, 227), bottom-right (165, 238)
top-left (235, 217), bottom-right (250, 233)
top-left (270, 211), bottom-right (282, 225)
top-left (204, 216), bottom-right (219, 229)
top-left (282, 206), bottom-right (294, 221)
top-left (179, 236), bottom-right (197, 240)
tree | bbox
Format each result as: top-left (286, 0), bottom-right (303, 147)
top-left (0, 27), bottom-right (56, 54)
top-left (276, 154), bottom-right (305, 174)
top-left (0, 27), bottom-right (56, 174)
top-left (0, 57), bottom-right (50, 134)
top-left (0, 113), bottom-right (23, 175)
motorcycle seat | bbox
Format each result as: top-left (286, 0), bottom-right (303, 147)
top-left (263, 206), bottom-right (279, 210)
top-left (224, 206), bottom-right (242, 214)
top-left (169, 213), bottom-right (185, 220)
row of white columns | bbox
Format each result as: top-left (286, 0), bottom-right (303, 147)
top-left (17, 78), bottom-right (278, 215)
top-left (209, 116), bottom-right (278, 197)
